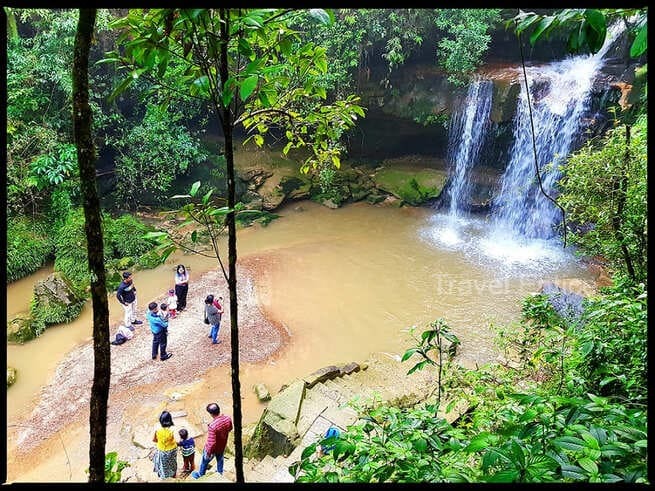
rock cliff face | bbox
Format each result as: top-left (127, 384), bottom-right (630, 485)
top-left (348, 26), bottom-right (640, 164)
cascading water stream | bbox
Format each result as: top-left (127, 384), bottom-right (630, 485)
top-left (490, 23), bottom-right (624, 239)
top-left (445, 77), bottom-right (493, 217)
top-left (424, 23), bottom-right (624, 270)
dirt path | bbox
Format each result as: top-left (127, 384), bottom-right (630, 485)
top-left (6, 256), bottom-right (289, 480)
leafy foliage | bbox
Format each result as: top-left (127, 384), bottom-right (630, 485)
top-left (84, 451), bottom-right (130, 483)
top-left (558, 115), bottom-right (647, 282)
top-left (7, 217), bottom-right (55, 283)
top-left (434, 9), bottom-right (502, 85)
top-left (291, 389), bottom-right (647, 483)
top-left (53, 208), bottom-right (160, 293)
top-left (568, 278), bottom-right (647, 402)
top-left (112, 104), bottom-right (208, 209)
top-left (511, 8), bottom-right (647, 57)
top-left (292, 277), bottom-right (648, 483)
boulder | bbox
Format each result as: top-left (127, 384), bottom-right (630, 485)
top-left (320, 198), bottom-right (340, 209)
top-left (540, 280), bottom-right (592, 322)
top-left (7, 313), bottom-right (37, 343)
top-left (31, 272), bottom-right (85, 326)
top-left (241, 191), bottom-right (264, 211)
top-left (244, 379), bottom-right (306, 459)
top-left (261, 189), bottom-right (286, 211)
top-left (244, 410), bottom-right (300, 459)
top-left (490, 78), bottom-right (521, 124)
top-left (238, 168), bottom-right (274, 191)
top-left (254, 383), bottom-right (272, 402)
top-left (279, 176), bottom-right (312, 200)
top-left (7, 366), bottom-right (17, 387)
top-left (266, 379), bottom-right (305, 425)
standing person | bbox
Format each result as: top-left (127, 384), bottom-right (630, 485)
top-left (166, 289), bottom-right (178, 318)
top-left (174, 265), bottom-right (189, 312)
top-left (191, 403), bottom-right (233, 479)
top-left (177, 428), bottom-right (196, 474)
top-left (152, 410), bottom-right (177, 479)
top-left (116, 271), bottom-right (142, 327)
top-left (147, 302), bottom-right (173, 361)
top-left (204, 295), bottom-right (222, 345)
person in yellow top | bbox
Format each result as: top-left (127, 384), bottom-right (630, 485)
top-left (152, 410), bottom-right (177, 478)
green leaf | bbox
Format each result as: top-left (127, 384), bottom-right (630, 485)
top-left (193, 75), bottom-right (209, 96)
top-left (577, 457), bottom-right (598, 474)
top-left (108, 76), bottom-right (134, 103)
top-left (561, 464), bottom-right (585, 480)
top-left (300, 442), bottom-right (316, 460)
top-left (209, 207), bottom-right (231, 216)
top-left (630, 24), bottom-right (647, 57)
top-left (487, 469), bottom-right (519, 482)
top-left (412, 437), bottom-right (427, 453)
top-left (202, 188), bottom-right (213, 205)
top-left (222, 90), bottom-right (234, 107)
top-left (401, 348), bottom-right (417, 362)
top-left (308, 9), bottom-right (332, 26)
top-left (190, 230), bottom-right (198, 243)
top-left (465, 432), bottom-right (494, 452)
top-left (407, 360), bottom-right (428, 375)
top-left (240, 75), bottom-right (258, 101)
top-left (190, 181), bottom-right (201, 197)
top-left (142, 231), bottom-right (168, 239)
top-left (530, 16), bottom-right (556, 45)
top-left (584, 9), bottom-right (606, 35)
top-left (553, 436), bottom-right (585, 451)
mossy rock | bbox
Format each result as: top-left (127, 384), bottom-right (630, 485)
top-left (279, 176), bottom-right (312, 199)
top-left (30, 272), bottom-right (86, 327)
top-left (7, 313), bottom-right (39, 343)
top-left (373, 168), bottom-right (447, 205)
top-left (7, 367), bottom-right (17, 387)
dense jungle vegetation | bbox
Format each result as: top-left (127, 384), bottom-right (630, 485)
top-left (5, 8), bottom-right (647, 483)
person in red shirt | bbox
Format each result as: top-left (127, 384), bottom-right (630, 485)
top-left (191, 402), bottom-right (233, 479)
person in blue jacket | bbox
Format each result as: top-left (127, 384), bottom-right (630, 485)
top-left (147, 302), bottom-right (173, 361)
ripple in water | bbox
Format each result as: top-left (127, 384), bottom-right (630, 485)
top-left (420, 212), bottom-right (579, 277)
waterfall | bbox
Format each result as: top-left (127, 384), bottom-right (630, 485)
top-left (490, 23), bottom-right (623, 239)
top-left (445, 77), bottom-right (493, 217)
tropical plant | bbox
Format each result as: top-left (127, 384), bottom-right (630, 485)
top-left (558, 114), bottom-right (647, 283)
top-left (402, 318), bottom-right (460, 410)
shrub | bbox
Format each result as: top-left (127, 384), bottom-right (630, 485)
top-left (7, 216), bottom-right (54, 283)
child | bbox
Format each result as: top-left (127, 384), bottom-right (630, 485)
top-left (159, 302), bottom-right (170, 321)
top-left (177, 428), bottom-right (196, 473)
top-left (166, 289), bottom-right (178, 318)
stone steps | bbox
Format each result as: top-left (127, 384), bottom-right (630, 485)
top-left (244, 351), bottom-right (441, 483)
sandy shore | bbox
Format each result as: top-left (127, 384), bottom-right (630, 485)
top-left (6, 256), bottom-right (289, 482)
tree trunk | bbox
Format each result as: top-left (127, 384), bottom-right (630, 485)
top-left (219, 8), bottom-right (244, 483)
top-left (73, 8), bottom-right (111, 484)
top-left (612, 125), bottom-right (635, 281)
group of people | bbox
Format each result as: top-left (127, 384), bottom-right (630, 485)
top-left (113, 264), bottom-right (225, 359)
top-left (152, 402), bottom-right (234, 480)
